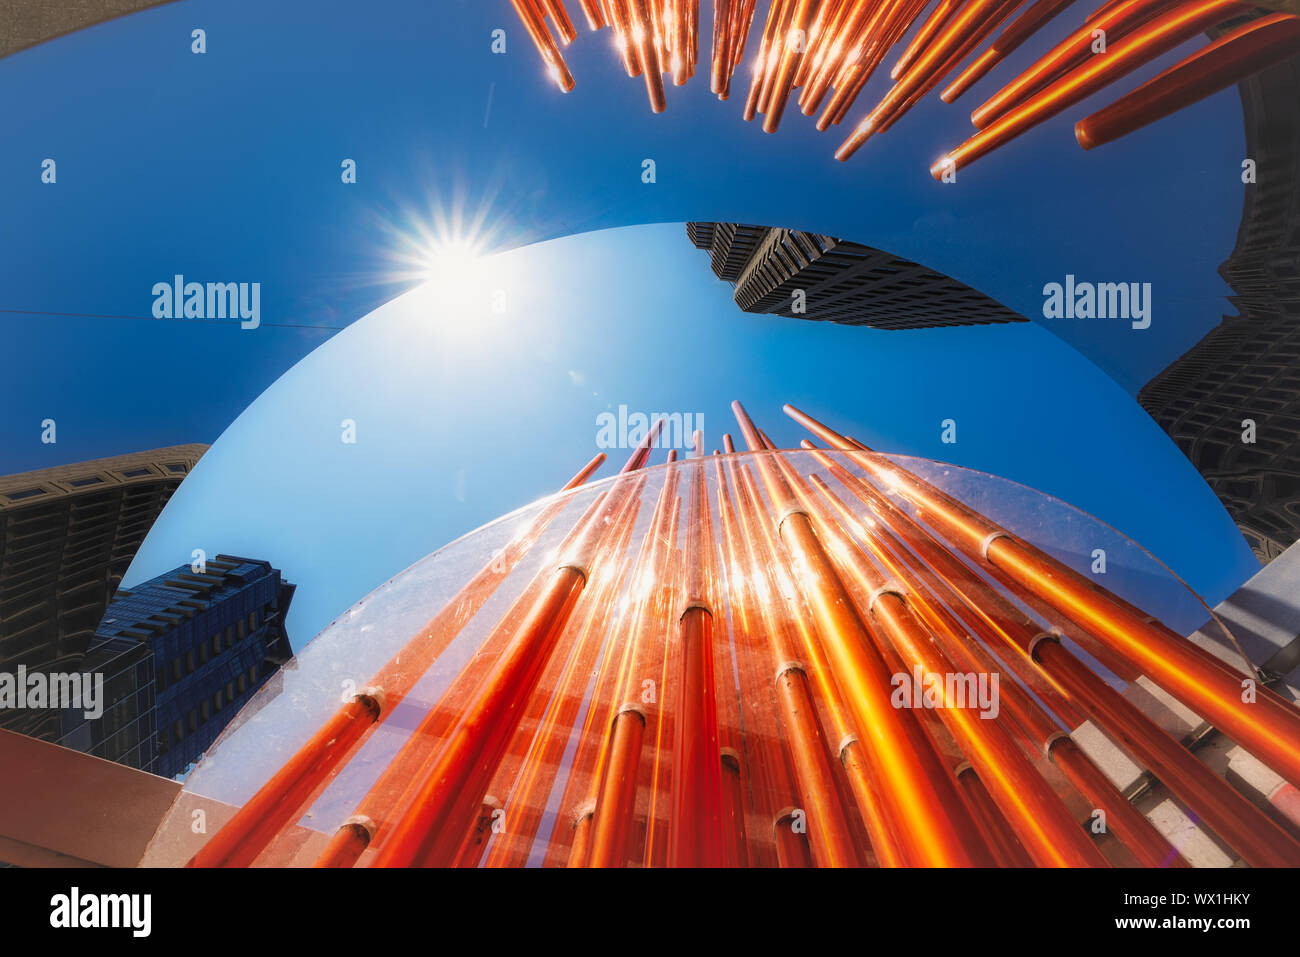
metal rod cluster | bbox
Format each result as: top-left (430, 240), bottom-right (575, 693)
top-left (184, 401), bottom-right (1300, 867)
top-left (507, 0), bottom-right (1300, 172)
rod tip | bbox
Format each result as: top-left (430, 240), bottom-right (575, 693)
top-left (1074, 121), bottom-right (1097, 151)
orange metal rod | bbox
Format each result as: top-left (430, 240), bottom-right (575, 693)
top-left (763, 0), bottom-right (822, 132)
top-left (870, 0), bottom-right (1027, 136)
top-left (482, 487), bottom-right (642, 867)
top-left (1076, 12), bottom-right (1300, 149)
top-left (543, 0), bottom-right (581, 43)
top-left (511, 0), bottom-right (578, 90)
top-left (802, 0), bottom-right (886, 115)
top-left (969, 0), bottom-right (1180, 129)
top-left (835, 0), bottom-right (1011, 157)
top-left (810, 472), bottom-right (1186, 867)
top-left (759, 0), bottom-right (798, 114)
top-left (631, 0), bottom-right (669, 110)
top-left (1036, 639), bottom-right (1300, 867)
top-left (939, 0), bottom-right (1078, 101)
top-left (668, 458), bottom-right (727, 866)
top-left (795, 472), bottom-right (1108, 866)
top-left (802, 443), bottom-right (1297, 868)
top-left (786, 401), bottom-right (1300, 791)
top-left (954, 766), bottom-right (1036, 866)
top-left (797, 0), bottom-right (848, 87)
top-left (369, 457), bottom-right (658, 867)
top-left (731, 401), bottom-right (981, 866)
top-left (579, 0), bottom-right (609, 28)
top-left (891, 0), bottom-right (965, 79)
top-left (744, 0), bottom-right (788, 118)
top-left (188, 452), bottom-right (606, 868)
top-left (714, 452), bottom-right (789, 867)
top-left (933, 0), bottom-right (1252, 177)
top-left (730, 462), bottom-right (869, 867)
top-left (607, 0), bottom-right (646, 76)
top-left (586, 462), bottom-right (682, 866)
top-left (815, 0), bottom-right (927, 125)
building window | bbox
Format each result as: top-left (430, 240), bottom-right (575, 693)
top-left (159, 728), bottom-right (171, 753)
top-left (156, 667), bottom-right (167, 692)
top-left (186, 650), bottom-right (195, 674)
top-left (199, 643), bottom-right (208, 665)
top-left (226, 625), bottom-right (234, 646)
top-left (172, 660), bottom-right (182, 682)
top-left (187, 710), bottom-right (198, 733)
top-left (237, 619), bottom-right (246, 641)
top-left (248, 666), bottom-right (257, 685)
top-left (200, 700), bottom-right (210, 723)
top-left (249, 611), bottom-right (258, 631)
top-left (173, 719), bottom-right (183, 742)
top-left (226, 681), bottom-right (235, 701)
top-left (214, 689), bottom-right (224, 711)
top-left (212, 634), bottom-right (221, 656)
top-left (237, 674), bottom-right (247, 694)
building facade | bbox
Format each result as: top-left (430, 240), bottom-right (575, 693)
top-left (0, 445), bottom-right (207, 742)
top-left (1137, 26), bottom-right (1300, 563)
top-left (687, 222), bottom-right (1027, 330)
top-left (59, 555), bottom-right (295, 778)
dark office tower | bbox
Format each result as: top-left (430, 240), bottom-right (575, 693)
top-left (1138, 32), bottom-right (1300, 564)
top-left (0, 0), bottom-right (178, 58)
top-left (0, 445), bottom-right (207, 742)
top-left (686, 222), bottom-right (1026, 329)
top-left (60, 555), bottom-right (295, 777)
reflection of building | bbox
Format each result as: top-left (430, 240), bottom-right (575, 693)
top-left (67, 556), bottom-right (295, 778)
top-left (1137, 36), bottom-right (1300, 563)
top-left (1, 0), bottom-right (179, 59)
top-left (687, 222), bottom-right (1026, 330)
top-left (0, 445), bottom-right (206, 742)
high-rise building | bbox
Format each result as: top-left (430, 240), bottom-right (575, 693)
top-left (61, 555), bottom-right (295, 778)
top-left (1137, 27), bottom-right (1300, 563)
top-left (687, 222), bottom-right (1027, 330)
top-left (0, 445), bottom-right (206, 742)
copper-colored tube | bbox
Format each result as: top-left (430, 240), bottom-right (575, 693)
top-left (668, 458), bottom-right (726, 866)
top-left (366, 439), bottom-right (663, 869)
top-left (785, 402), bottom-right (1300, 792)
top-left (805, 442), bottom-right (1298, 868)
top-left (798, 474), bottom-right (1108, 866)
top-left (1037, 639), bottom-right (1300, 867)
top-left (731, 401), bottom-right (981, 867)
top-left (803, 0), bottom-right (886, 116)
top-left (482, 488), bottom-right (642, 867)
top-left (579, 0), bottom-right (608, 29)
top-left (763, 0), bottom-right (821, 132)
top-left (891, 0), bottom-right (965, 80)
top-left (970, 0), bottom-right (1177, 128)
top-left (188, 451), bottom-right (607, 868)
top-left (835, 0), bottom-right (1015, 156)
top-left (1076, 12), bottom-right (1300, 149)
top-left (543, 0), bottom-right (580, 43)
top-left (807, 470), bottom-right (1186, 867)
top-left (759, 0), bottom-right (797, 115)
top-left (189, 694), bottom-right (380, 868)
top-left (796, 0), bottom-right (847, 88)
top-left (631, 0), bottom-right (668, 111)
top-left (729, 459), bottom-right (875, 867)
top-left (511, 0), bottom-right (578, 91)
top-left (934, 0), bottom-right (1251, 176)
top-left (954, 766), bottom-right (1036, 866)
top-left (586, 461), bottom-right (682, 866)
top-left (939, 0), bottom-right (1078, 101)
top-left (713, 454), bottom-right (789, 868)
top-left (744, 0), bottom-right (788, 119)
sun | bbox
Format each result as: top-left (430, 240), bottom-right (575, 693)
top-left (420, 237), bottom-right (486, 287)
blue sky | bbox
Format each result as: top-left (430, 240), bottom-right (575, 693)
top-left (124, 225), bottom-right (1255, 648)
top-left (0, 1), bottom-right (1260, 644)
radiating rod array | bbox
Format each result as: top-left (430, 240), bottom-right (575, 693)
top-left (506, 0), bottom-right (1299, 173)
top-left (182, 400), bottom-right (1300, 868)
